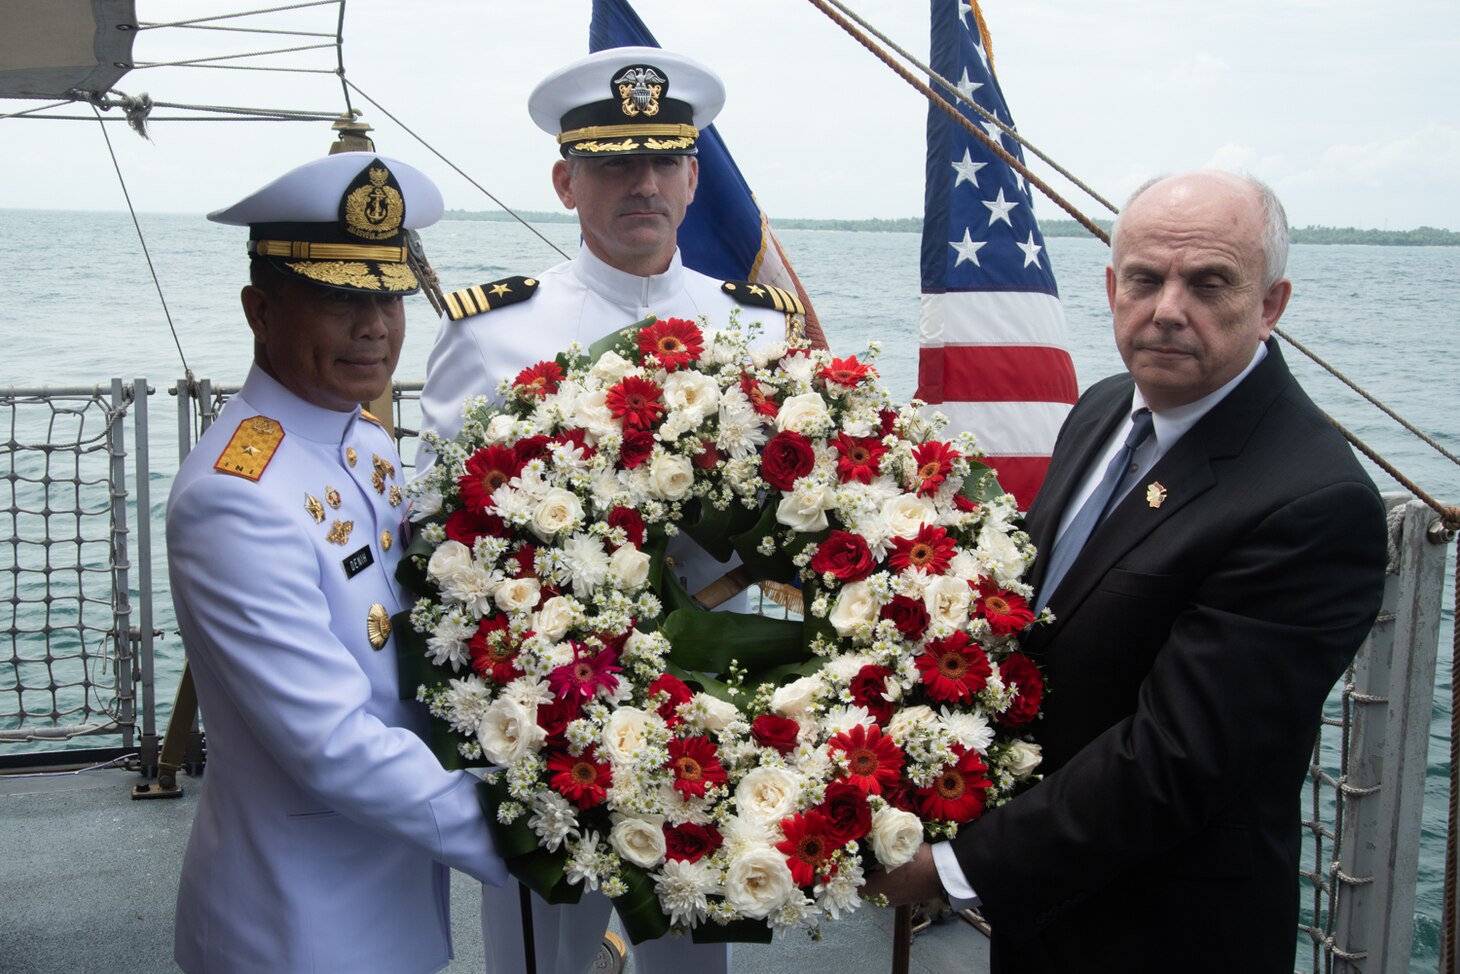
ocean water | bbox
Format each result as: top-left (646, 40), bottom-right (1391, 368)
top-left (4, 210), bottom-right (1458, 967)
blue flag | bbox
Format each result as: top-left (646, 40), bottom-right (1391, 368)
top-left (917, 0), bottom-right (1076, 508)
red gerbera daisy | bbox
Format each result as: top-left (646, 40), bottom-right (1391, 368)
top-left (547, 644), bottom-right (621, 704)
top-left (973, 580), bottom-right (1036, 635)
top-left (513, 360), bottom-right (564, 399)
top-left (831, 432), bottom-right (887, 484)
top-left (468, 615), bottom-right (522, 685)
top-left (553, 428), bottom-right (597, 462)
top-left (818, 355), bottom-right (875, 389)
top-left (546, 745), bottom-right (612, 809)
top-left (666, 736), bottom-right (729, 799)
top-left (915, 632), bottom-right (993, 704)
top-left (911, 440), bottom-right (961, 496)
top-left (887, 524), bottom-right (957, 574)
top-left (606, 375), bottom-right (666, 430)
top-left (915, 747), bottom-right (993, 824)
top-left (637, 317), bottom-right (704, 372)
top-left (457, 446), bottom-right (523, 512)
top-left (828, 724), bottom-right (905, 795)
top-left (444, 507), bottom-right (507, 548)
top-left (739, 373), bottom-right (779, 418)
top-left (997, 653), bottom-right (1045, 728)
top-left (776, 810), bottom-right (836, 887)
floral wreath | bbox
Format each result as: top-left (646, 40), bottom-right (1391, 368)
top-left (398, 314), bottom-right (1046, 943)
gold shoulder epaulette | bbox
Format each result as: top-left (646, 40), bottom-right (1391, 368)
top-left (359, 409), bottom-right (386, 429)
top-left (214, 416), bottom-right (285, 482)
top-left (721, 279), bottom-right (806, 316)
top-left (443, 275), bottom-right (539, 322)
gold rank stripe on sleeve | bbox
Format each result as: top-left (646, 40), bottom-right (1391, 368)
top-left (721, 279), bottom-right (807, 316)
top-left (213, 416), bottom-right (285, 482)
top-left (442, 276), bottom-right (540, 321)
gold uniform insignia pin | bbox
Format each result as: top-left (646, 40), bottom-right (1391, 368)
top-left (366, 603), bottom-right (392, 650)
top-left (304, 494), bottom-right (325, 523)
top-left (371, 470), bottom-right (386, 494)
top-left (1147, 482), bottom-right (1168, 509)
top-left (388, 485), bottom-right (404, 507)
top-left (381, 529), bottom-right (393, 551)
top-left (326, 486), bottom-right (342, 509)
top-left (214, 416), bottom-right (285, 482)
top-left (346, 447), bottom-right (357, 467)
top-left (326, 519), bottom-right (354, 546)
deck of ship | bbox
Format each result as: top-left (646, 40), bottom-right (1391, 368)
top-left (0, 765), bottom-right (990, 974)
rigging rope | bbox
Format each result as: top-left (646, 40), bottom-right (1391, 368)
top-left (135, 1), bottom-right (340, 31)
top-left (344, 80), bottom-right (571, 262)
top-left (88, 105), bottom-right (190, 378)
top-left (1444, 564), bottom-right (1460, 973)
top-left (132, 42), bottom-right (338, 70)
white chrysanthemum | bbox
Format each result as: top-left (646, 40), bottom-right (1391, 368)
top-left (564, 832), bottom-right (605, 892)
top-left (939, 707), bottom-right (995, 754)
top-left (561, 532), bottom-right (612, 595)
top-left (440, 675), bottom-right (493, 735)
top-left (504, 676), bottom-right (554, 709)
top-left (821, 704), bottom-right (876, 736)
top-left (821, 652), bottom-right (876, 685)
top-left (776, 352), bottom-right (817, 387)
top-left (528, 792), bottom-right (577, 853)
top-left (815, 856), bottom-right (865, 920)
top-left (769, 893), bottom-right (820, 935)
top-left (716, 400), bottom-right (769, 459)
top-left (720, 815), bottom-right (777, 859)
top-left (425, 615), bottom-right (475, 669)
top-left (656, 857), bottom-right (720, 929)
top-left (886, 704), bottom-right (938, 743)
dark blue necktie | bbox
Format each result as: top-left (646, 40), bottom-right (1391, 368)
top-left (1035, 408), bottom-right (1154, 611)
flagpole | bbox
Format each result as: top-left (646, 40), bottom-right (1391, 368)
top-left (518, 882), bottom-right (537, 974)
top-left (891, 904), bottom-right (913, 974)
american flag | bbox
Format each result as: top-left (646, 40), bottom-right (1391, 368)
top-left (917, 0), bottom-right (1077, 509)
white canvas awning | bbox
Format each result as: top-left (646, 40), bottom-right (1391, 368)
top-left (0, 0), bottom-right (137, 100)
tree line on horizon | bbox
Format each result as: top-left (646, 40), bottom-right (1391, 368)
top-left (443, 209), bottom-right (1460, 246)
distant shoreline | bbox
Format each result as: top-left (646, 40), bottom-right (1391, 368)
top-left (443, 209), bottom-right (1460, 246)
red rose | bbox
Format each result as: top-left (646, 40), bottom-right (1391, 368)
top-left (619, 429), bottom-right (655, 469)
top-left (878, 409), bottom-right (899, 437)
top-left (649, 673), bottom-right (695, 727)
top-left (818, 780), bottom-right (872, 846)
top-left (751, 714), bottom-right (801, 754)
top-left (849, 664), bottom-right (895, 725)
top-left (664, 822), bottom-right (724, 863)
top-left (761, 431), bottom-right (816, 490)
top-left (809, 530), bottom-right (876, 582)
top-left (606, 506), bottom-right (647, 547)
top-left (535, 696), bottom-right (579, 744)
top-left (513, 435), bottom-right (554, 463)
top-left (509, 544), bottom-right (537, 579)
top-left (692, 438), bottom-right (720, 469)
top-left (997, 653), bottom-right (1044, 728)
top-left (879, 594), bottom-right (930, 641)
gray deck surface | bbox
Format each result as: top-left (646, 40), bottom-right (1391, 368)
top-left (0, 767), bottom-right (990, 974)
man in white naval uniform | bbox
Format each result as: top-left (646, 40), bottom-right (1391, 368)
top-left (417, 48), bottom-right (804, 974)
top-left (169, 152), bottom-right (506, 974)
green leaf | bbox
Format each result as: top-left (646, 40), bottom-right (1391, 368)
top-left (475, 779), bottom-right (583, 905)
top-left (611, 863), bottom-right (673, 945)
top-left (728, 502), bottom-right (796, 583)
top-left (586, 316), bottom-right (656, 364)
top-left (661, 609), bottom-right (808, 675)
top-left (961, 458), bottom-right (1009, 504)
top-left (680, 498), bottom-right (764, 563)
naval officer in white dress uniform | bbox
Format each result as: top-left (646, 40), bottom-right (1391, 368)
top-left (169, 151), bottom-right (506, 974)
top-left (417, 47), bottom-right (807, 974)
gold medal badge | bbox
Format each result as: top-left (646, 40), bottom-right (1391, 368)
top-left (366, 603), bottom-right (392, 650)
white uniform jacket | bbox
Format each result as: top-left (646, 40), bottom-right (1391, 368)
top-left (170, 366), bottom-right (505, 974)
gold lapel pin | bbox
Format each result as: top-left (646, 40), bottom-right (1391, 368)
top-left (1146, 481), bottom-right (1167, 509)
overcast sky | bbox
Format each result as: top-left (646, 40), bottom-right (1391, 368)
top-left (5, 0), bottom-right (1458, 231)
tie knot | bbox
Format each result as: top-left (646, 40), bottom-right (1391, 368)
top-left (1125, 408), bottom-right (1154, 450)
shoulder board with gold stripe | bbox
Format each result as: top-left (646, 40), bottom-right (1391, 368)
top-left (721, 280), bottom-right (806, 316)
top-left (214, 415), bottom-right (285, 482)
top-left (443, 275), bottom-right (539, 322)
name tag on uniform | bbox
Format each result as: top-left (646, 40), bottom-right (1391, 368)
top-left (343, 545), bottom-right (374, 579)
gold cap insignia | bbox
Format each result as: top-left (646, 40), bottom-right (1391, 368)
top-left (304, 493), bottom-right (325, 523)
top-left (366, 603), bottom-right (392, 650)
top-left (214, 416), bottom-right (285, 482)
top-left (326, 519), bottom-right (354, 546)
top-left (342, 164), bottom-right (405, 242)
top-left (1146, 482), bottom-right (1167, 509)
top-left (614, 65), bottom-right (667, 118)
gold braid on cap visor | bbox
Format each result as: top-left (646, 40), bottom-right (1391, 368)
top-left (556, 123), bottom-right (699, 145)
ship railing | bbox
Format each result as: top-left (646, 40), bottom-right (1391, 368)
top-left (0, 377), bottom-right (1450, 973)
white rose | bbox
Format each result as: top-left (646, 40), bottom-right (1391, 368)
top-left (609, 813), bottom-right (667, 869)
top-left (724, 846), bottom-right (797, 919)
top-left (485, 413), bottom-right (517, 445)
top-left (530, 488), bottom-right (584, 541)
top-left (978, 524), bottom-right (1030, 584)
top-left (426, 540), bottom-right (474, 586)
top-left (663, 370), bottom-right (721, 424)
top-left (829, 580), bottom-right (879, 637)
top-left (923, 575), bottom-right (973, 630)
top-left (494, 576), bottom-right (542, 614)
top-left (734, 766), bottom-right (804, 825)
top-left (775, 481), bottom-right (836, 533)
top-left (688, 692), bottom-right (740, 732)
top-left (602, 706), bottom-right (657, 766)
top-left (532, 595), bottom-right (577, 642)
top-left (882, 494), bottom-right (937, 539)
top-left (588, 349), bottom-right (638, 385)
top-left (648, 452), bottom-right (695, 502)
top-left (775, 392), bottom-right (832, 435)
top-left (1005, 740), bottom-right (1043, 779)
top-left (751, 341), bottom-right (788, 370)
top-left (609, 544), bottom-right (651, 590)
top-left (570, 389), bottom-right (619, 441)
top-left (869, 806), bottom-right (924, 870)
top-left (769, 675), bottom-right (821, 720)
top-left (477, 696), bottom-right (545, 766)
top-left (886, 704), bottom-right (938, 743)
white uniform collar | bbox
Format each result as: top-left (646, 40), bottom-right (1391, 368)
top-left (570, 242), bottom-right (686, 313)
top-left (239, 364), bottom-right (364, 444)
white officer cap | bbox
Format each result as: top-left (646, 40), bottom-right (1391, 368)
top-left (528, 46), bottom-right (725, 158)
top-left (208, 152), bottom-right (443, 295)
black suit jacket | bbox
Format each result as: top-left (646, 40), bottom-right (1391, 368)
top-left (953, 341), bottom-right (1387, 973)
